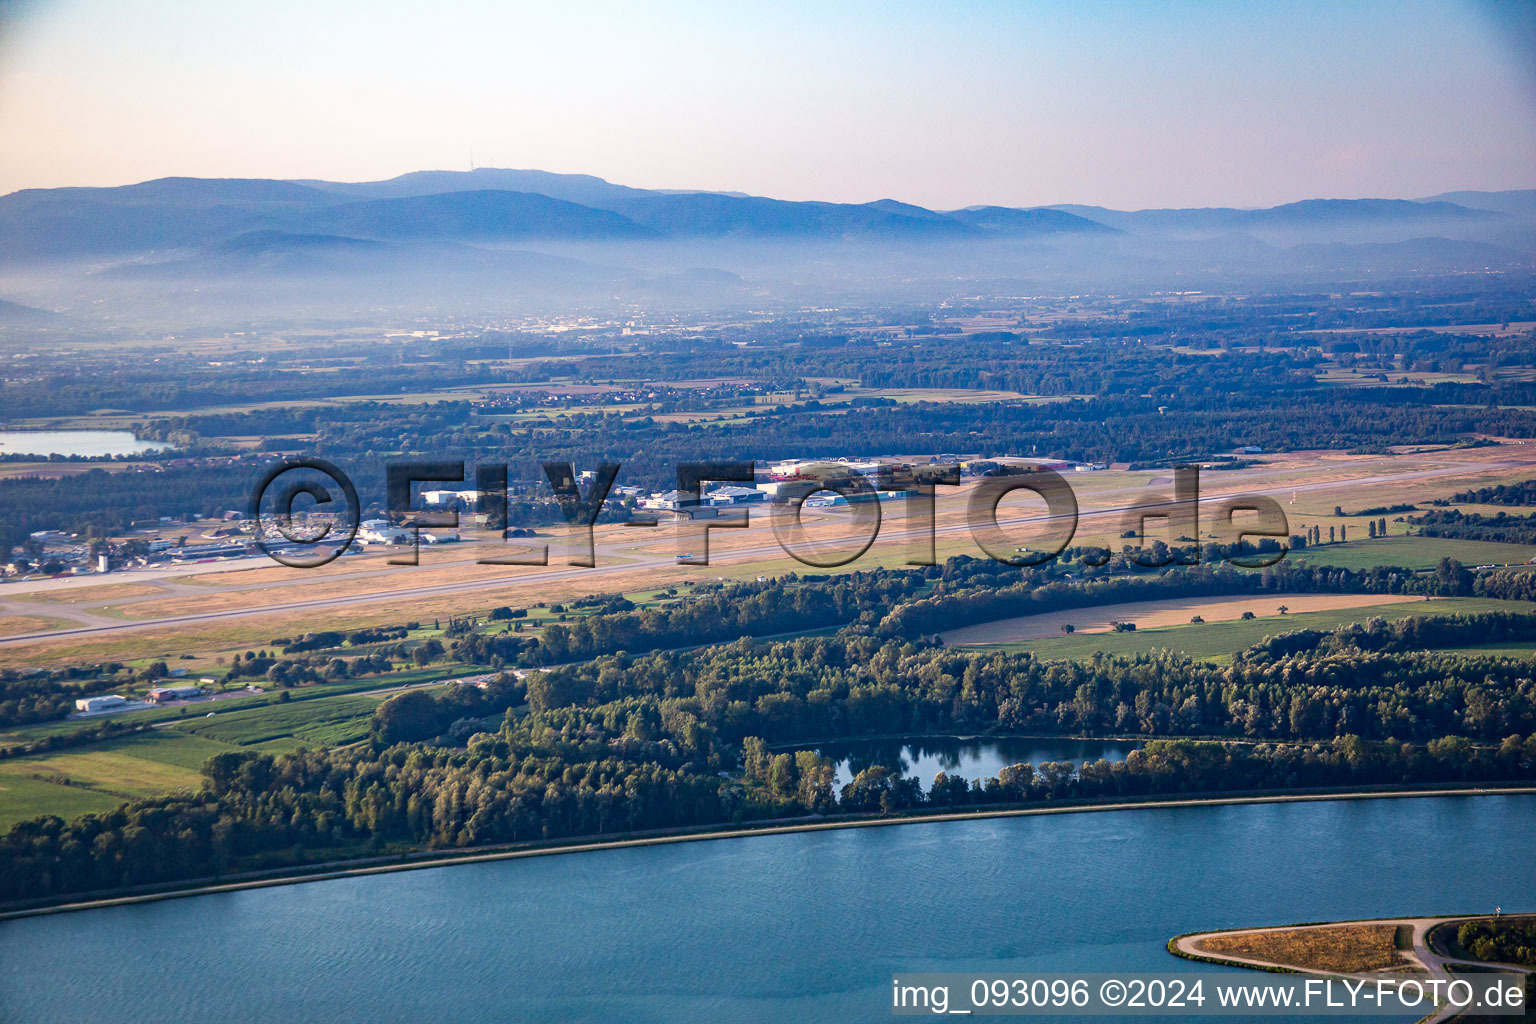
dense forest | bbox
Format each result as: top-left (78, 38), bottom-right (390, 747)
top-left (1455, 919), bottom-right (1536, 968)
top-left (453, 568), bottom-right (929, 667)
top-left (525, 617), bottom-right (1536, 745)
top-left (4, 610), bottom-right (1536, 904)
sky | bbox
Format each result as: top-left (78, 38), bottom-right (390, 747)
top-left (0, 0), bottom-right (1532, 210)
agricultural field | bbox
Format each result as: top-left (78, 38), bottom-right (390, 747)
top-left (0, 674), bottom-right (453, 752)
top-left (939, 592), bottom-right (1422, 647)
top-left (0, 462), bottom-right (122, 480)
top-left (976, 597), bottom-right (1532, 662)
top-left (0, 687), bottom-right (414, 827)
top-left (0, 700), bottom-right (237, 749)
top-left (1431, 641), bottom-right (1536, 659)
top-left (1290, 535), bottom-right (1536, 572)
top-left (171, 694), bottom-right (384, 749)
top-left (0, 730), bottom-right (231, 830)
top-left (0, 773), bottom-right (126, 831)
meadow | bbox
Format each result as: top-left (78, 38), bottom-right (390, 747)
top-left (173, 694), bottom-right (384, 749)
top-left (1289, 535), bottom-right (1535, 572)
top-left (940, 592), bottom-right (1420, 647)
top-left (979, 596), bottom-right (1532, 662)
top-left (0, 730), bottom-right (230, 830)
top-left (0, 685), bottom-right (446, 828)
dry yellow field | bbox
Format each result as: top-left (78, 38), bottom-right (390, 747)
top-left (0, 615), bottom-right (70, 636)
top-left (2, 445), bottom-right (1532, 670)
top-left (1193, 924), bottom-right (1410, 974)
top-left (940, 593), bottom-right (1420, 646)
top-left (1, 749), bottom-right (204, 798)
top-left (24, 582), bottom-right (168, 604)
top-left (0, 462), bottom-right (132, 480)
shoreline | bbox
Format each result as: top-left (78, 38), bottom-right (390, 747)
top-left (1168, 914), bottom-right (1534, 1024)
top-left (3, 784), bottom-right (1534, 923)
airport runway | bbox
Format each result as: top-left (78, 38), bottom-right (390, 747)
top-left (1, 457), bottom-right (1528, 647)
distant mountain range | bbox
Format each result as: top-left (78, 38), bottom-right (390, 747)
top-left (1047, 197), bottom-right (1507, 238)
top-left (0, 297), bottom-right (57, 323)
top-left (1417, 189), bottom-right (1536, 219)
top-left (0, 169), bottom-right (1530, 320)
top-left (0, 171), bottom-right (1115, 260)
top-left (5, 168), bottom-right (1530, 262)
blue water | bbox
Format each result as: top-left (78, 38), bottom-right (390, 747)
top-left (0, 794), bottom-right (1530, 1023)
top-left (820, 736), bottom-right (1140, 793)
top-left (0, 430), bottom-right (169, 457)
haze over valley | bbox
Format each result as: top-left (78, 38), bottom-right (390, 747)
top-left (1, 169), bottom-right (1531, 325)
top-left (3, 4), bottom-right (1536, 1022)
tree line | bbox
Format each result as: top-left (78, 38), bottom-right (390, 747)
top-left (1455, 919), bottom-right (1536, 968)
top-left (528, 615), bottom-right (1536, 746)
top-left (10, 550), bottom-right (1536, 730)
top-left (1450, 478), bottom-right (1536, 507)
top-left (6, 607), bottom-right (1536, 904)
top-left (1408, 509), bottom-right (1536, 545)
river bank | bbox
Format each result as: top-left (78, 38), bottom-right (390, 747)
top-left (5, 782), bottom-right (1533, 922)
top-left (5, 792), bottom-right (1533, 1024)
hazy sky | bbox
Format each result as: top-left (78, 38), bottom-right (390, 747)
top-left (0, 0), bottom-right (1532, 209)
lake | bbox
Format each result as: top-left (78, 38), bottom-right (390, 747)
top-left (0, 430), bottom-right (170, 458)
top-left (820, 736), bottom-right (1140, 793)
top-left (1, 793), bottom-right (1529, 1024)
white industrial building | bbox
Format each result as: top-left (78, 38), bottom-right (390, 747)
top-left (146, 684), bottom-right (203, 704)
top-left (359, 525), bottom-right (413, 545)
top-left (639, 490), bottom-right (694, 510)
top-left (421, 489), bottom-right (482, 507)
top-left (705, 486), bottom-right (766, 506)
top-left (75, 694), bottom-right (128, 713)
top-left (766, 457), bottom-right (889, 480)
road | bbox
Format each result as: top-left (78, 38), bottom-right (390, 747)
top-left (2, 456), bottom-right (1529, 647)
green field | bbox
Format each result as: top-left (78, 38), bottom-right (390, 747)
top-left (1431, 641), bottom-right (1536, 659)
top-left (1290, 535), bottom-right (1536, 572)
top-left (0, 666), bottom-right (470, 750)
top-left (171, 694), bottom-right (383, 747)
top-left (92, 729), bottom-right (238, 769)
top-left (0, 730), bottom-right (236, 830)
top-left (988, 597), bottom-right (1534, 662)
top-left (0, 773), bottom-right (126, 830)
top-left (0, 683), bottom-right (425, 828)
